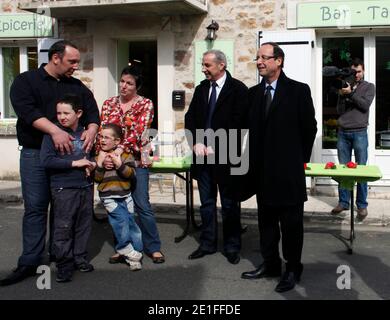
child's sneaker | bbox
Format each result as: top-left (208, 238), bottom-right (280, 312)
top-left (128, 261), bottom-right (142, 271)
top-left (125, 250), bottom-right (142, 262)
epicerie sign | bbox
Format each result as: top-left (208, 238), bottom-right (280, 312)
top-left (297, 0), bottom-right (390, 28)
top-left (0, 13), bottom-right (53, 38)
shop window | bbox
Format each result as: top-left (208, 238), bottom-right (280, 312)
top-left (375, 37), bottom-right (390, 150)
top-left (322, 37), bottom-right (363, 149)
top-left (0, 45), bottom-right (37, 120)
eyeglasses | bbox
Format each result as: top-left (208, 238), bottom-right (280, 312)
top-left (100, 135), bottom-right (115, 141)
top-left (254, 55), bottom-right (276, 62)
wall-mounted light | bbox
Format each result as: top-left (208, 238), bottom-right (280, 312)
top-left (206, 20), bottom-right (219, 41)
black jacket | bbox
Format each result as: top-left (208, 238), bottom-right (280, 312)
top-left (243, 71), bottom-right (317, 205)
top-left (184, 70), bottom-right (249, 186)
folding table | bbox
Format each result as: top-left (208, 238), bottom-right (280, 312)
top-left (305, 163), bottom-right (382, 254)
top-left (150, 156), bottom-right (200, 242)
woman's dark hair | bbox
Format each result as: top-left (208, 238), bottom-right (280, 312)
top-left (56, 94), bottom-right (83, 112)
top-left (102, 123), bottom-right (124, 140)
top-left (48, 40), bottom-right (78, 61)
top-left (120, 65), bottom-right (143, 90)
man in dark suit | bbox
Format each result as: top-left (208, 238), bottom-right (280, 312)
top-left (185, 50), bottom-right (248, 264)
top-left (240, 42), bottom-right (317, 292)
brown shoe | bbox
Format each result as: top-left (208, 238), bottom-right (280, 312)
top-left (108, 254), bottom-right (126, 264)
top-left (356, 208), bottom-right (368, 222)
top-left (147, 252), bottom-right (165, 264)
top-left (331, 205), bottom-right (348, 215)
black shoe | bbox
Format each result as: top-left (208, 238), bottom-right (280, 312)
top-left (275, 272), bottom-right (297, 292)
top-left (75, 262), bottom-right (94, 273)
top-left (225, 252), bottom-right (240, 265)
top-left (0, 266), bottom-right (37, 286)
top-left (241, 263), bottom-right (281, 280)
top-left (93, 213), bottom-right (108, 223)
top-left (108, 255), bottom-right (126, 264)
top-left (275, 265), bottom-right (303, 293)
top-left (188, 247), bottom-right (216, 260)
top-left (56, 268), bottom-right (73, 283)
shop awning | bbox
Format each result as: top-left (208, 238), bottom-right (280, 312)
top-left (19, 0), bottom-right (208, 19)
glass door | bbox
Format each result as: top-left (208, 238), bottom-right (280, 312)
top-left (375, 37), bottom-right (390, 150)
top-left (373, 35), bottom-right (390, 182)
top-left (322, 37), bottom-right (364, 150)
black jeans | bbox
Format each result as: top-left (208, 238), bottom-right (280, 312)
top-left (51, 186), bottom-right (93, 270)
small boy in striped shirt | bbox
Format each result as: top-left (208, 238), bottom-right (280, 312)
top-left (94, 123), bottom-right (143, 270)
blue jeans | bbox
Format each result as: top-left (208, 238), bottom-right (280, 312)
top-left (101, 195), bottom-right (143, 252)
top-left (132, 167), bottom-right (161, 254)
top-left (19, 148), bottom-right (51, 266)
top-left (197, 166), bottom-right (241, 253)
top-left (337, 128), bottom-right (368, 209)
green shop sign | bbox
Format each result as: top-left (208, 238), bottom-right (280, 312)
top-left (297, 1), bottom-right (390, 28)
top-left (0, 13), bottom-right (54, 38)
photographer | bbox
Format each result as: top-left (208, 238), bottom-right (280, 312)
top-left (331, 58), bottom-right (375, 221)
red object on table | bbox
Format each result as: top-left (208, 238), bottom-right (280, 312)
top-left (325, 162), bottom-right (337, 169)
top-left (346, 161), bottom-right (357, 168)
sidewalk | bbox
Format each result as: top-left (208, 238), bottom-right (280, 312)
top-left (1, 178), bottom-right (389, 227)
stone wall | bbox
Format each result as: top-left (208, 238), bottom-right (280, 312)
top-left (173, 0), bottom-right (288, 129)
top-left (58, 19), bottom-right (94, 90)
top-left (0, 0), bottom-right (18, 13)
top-left (1, 0), bottom-right (290, 125)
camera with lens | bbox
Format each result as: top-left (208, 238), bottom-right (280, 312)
top-left (323, 66), bottom-right (357, 90)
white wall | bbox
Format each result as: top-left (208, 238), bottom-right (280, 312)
top-left (0, 138), bottom-right (20, 179)
top-left (92, 35), bottom-right (117, 108)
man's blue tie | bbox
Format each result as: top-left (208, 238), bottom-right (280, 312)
top-left (264, 85), bottom-right (273, 118)
top-left (206, 81), bottom-right (217, 129)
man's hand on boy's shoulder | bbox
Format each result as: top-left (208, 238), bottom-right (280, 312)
top-left (51, 127), bottom-right (74, 155)
top-left (81, 124), bottom-right (99, 153)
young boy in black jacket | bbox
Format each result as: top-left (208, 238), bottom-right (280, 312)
top-left (40, 94), bottom-right (96, 283)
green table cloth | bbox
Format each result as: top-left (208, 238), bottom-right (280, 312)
top-left (305, 163), bottom-right (382, 189)
top-left (150, 156), bottom-right (192, 173)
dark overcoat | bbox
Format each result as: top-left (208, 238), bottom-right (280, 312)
top-left (244, 71), bottom-right (317, 205)
top-left (184, 70), bottom-right (248, 186)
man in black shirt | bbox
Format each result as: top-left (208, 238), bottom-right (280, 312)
top-left (0, 40), bottom-right (100, 286)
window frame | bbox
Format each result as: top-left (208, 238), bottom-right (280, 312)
top-left (0, 40), bottom-right (37, 120)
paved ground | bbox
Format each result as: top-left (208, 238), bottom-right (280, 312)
top-left (0, 186), bottom-right (390, 301)
top-left (1, 178), bottom-right (390, 303)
